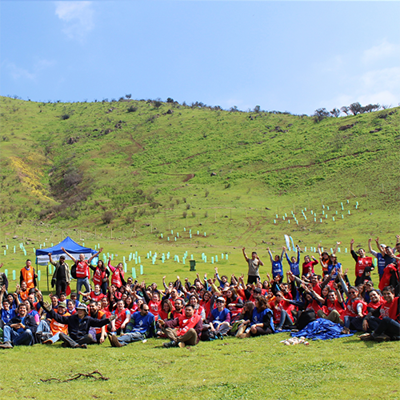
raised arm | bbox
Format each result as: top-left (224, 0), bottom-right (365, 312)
top-left (0, 285), bottom-right (5, 310)
top-left (48, 253), bottom-right (56, 266)
top-left (374, 237), bottom-right (386, 257)
top-left (61, 247), bottom-right (77, 263)
top-left (333, 241), bottom-right (341, 257)
top-left (267, 248), bottom-right (273, 263)
top-left (242, 248), bottom-right (249, 262)
top-left (368, 238), bottom-right (378, 257)
top-left (88, 247), bottom-right (103, 264)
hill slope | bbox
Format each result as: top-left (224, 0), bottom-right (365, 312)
top-left (0, 96), bottom-right (399, 242)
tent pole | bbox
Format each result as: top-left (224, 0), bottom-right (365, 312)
top-left (47, 261), bottom-right (49, 292)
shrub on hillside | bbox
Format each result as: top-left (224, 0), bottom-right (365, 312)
top-left (182, 211), bottom-right (187, 218)
top-left (127, 106), bottom-right (137, 113)
top-left (102, 211), bottom-right (114, 224)
top-left (61, 114), bottom-right (70, 120)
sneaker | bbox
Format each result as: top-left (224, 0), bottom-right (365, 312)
top-left (163, 341), bottom-right (177, 348)
top-left (359, 333), bottom-right (372, 341)
top-left (43, 339), bottom-right (53, 345)
top-left (61, 342), bottom-right (68, 348)
top-left (0, 341), bottom-right (13, 349)
top-left (79, 344), bottom-right (88, 349)
top-left (178, 342), bottom-right (186, 348)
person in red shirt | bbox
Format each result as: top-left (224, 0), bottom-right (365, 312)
top-left (317, 289), bottom-right (345, 325)
top-left (110, 299), bottom-right (130, 334)
top-left (62, 247), bottom-right (102, 301)
top-left (79, 285), bottom-right (105, 302)
top-left (107, 257), bottom-right (125, 289)
top-left (342, 286), bottom-right (367, 333)
top-left (302, 255), bottom-right (319, 277)
top-left (171, 298), bottom-right (185, 319)
top-left (90, 260), bottom-right (109, 295)
top-left (159, 299), bottom-right (174, 321)
top-left (159, 304), bottom-right (203, 348)
top-left (360, 286), bottom-right (400, 341)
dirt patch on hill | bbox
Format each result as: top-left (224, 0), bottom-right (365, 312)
top-left (183, 174), bottom-right (195, 182)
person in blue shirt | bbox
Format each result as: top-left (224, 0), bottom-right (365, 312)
top-left (0, 303), bottom-right (37, 348)
top-left (0, 287), bottom-right (18, 324)
top-left (209, 297), bottom-right (231, 336)
top-left (368, 238), bottom-right (386, 280)
top-left (267, 247), bottom-right (284, 282)
top-left (108, 303), bottom-right (156, 347)
top-left (249, 296), bottom-right (274, 337)
top-left (283, 245), bottom-right (300, 277)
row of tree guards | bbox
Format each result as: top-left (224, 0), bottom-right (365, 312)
top-left (273, 200), bottom-right (360, 225)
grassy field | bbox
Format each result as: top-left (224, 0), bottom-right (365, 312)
top-left (0, 329), bottom-right (399, 399)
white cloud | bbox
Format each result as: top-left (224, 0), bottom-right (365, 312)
top-left (2, 59), bottom-right (56, 82)
top-left (5, 62), bottom-right (35, 80)
top-left (357, 90), bottom-right (398, 107)
top-left (363, 40), bottom-right (400, 64)
top-left (361, 66), bottom-right (400, 90)
top-left (55, 1), bottom-right (94, 40)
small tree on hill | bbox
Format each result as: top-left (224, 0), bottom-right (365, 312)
top-left (330, 108), bottom-right (341, 118)
top-left (313, 108), bottom-right (330, 122)
top-left (349, 102), bottom-right (362, 115)
top-left (126, 94), bottom-right (132, 99)
top-left (340, 106), bottom-right (350, 116)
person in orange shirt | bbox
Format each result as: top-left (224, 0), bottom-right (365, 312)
top-left (35, 301), bottom-right (70, 344)
top-left (20, 260), bottom-right (37, 290)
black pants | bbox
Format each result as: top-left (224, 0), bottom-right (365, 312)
top-left (59, 332), bottom-right (96, 348)
top-left (56, 280), bottom-right (68, 298)
top-left (247, 276), bottom-right (260, 285)
top-left (100, 282), bottom-right (108, 295)
top-left (374, 317), bottom-right (400, 338)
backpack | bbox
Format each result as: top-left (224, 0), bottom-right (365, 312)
top-left (70, 263), bottom-right (77, 279)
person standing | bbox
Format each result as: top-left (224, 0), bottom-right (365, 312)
top-left (49, 253), bottom-right (71, 298)
top-left (20, 260), bottom-right (37, 291)
top-left (61, 247), bottom-right (102, 301)
top-left (242, 248), bottom-right (264, 284)
top-left (267, 247), bottom-right (284, 281)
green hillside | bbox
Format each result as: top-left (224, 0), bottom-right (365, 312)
top-left (0, 96), bottom-right (399, 245)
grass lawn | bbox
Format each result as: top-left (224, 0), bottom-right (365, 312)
top-left (0, 332), bottom-right (399, 399)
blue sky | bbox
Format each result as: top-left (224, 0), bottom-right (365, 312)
top-left (1, 1), bottom-right (399, 114)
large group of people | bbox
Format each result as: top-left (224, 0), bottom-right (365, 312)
top-left (0, 236), bottom-right (399, 350)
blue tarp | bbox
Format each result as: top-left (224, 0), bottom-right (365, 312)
top-left (35, 236), bottom-right (95, 265)
top-left (291, 319), bottom-right (354, 341)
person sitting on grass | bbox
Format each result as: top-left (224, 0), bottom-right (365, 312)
top-left (238, 296), bottom-right (275, 338)
top-left (35, 301), bottom-right (70, 344)
top-left (79, 284), bottom-right (105, 303)
top-left (108, 303), bottom-right (155, 347)
top-left (269, 292), bottom-right (294, 331)
top-left (209, 297), bottom-right (231, 336)
top-left (0, 303), bottom-right (37, 349)
top-left (359, 286), bottom-right (400, 341)
top-left (159, 304), bottom-right (203, 348)
top-left (88, 300), bottom-right (107, 344)
top-left (0, 286), bottom-right (17, 325)
top-left (109, 299), bottom-right (130, 335)
top-left (317, 289), bottom-right (345, 325)
top-left (37, 292), bottom-right (116, 349)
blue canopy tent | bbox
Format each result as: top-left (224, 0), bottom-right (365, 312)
top-left (35, 236), bottom-right (96, 291)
